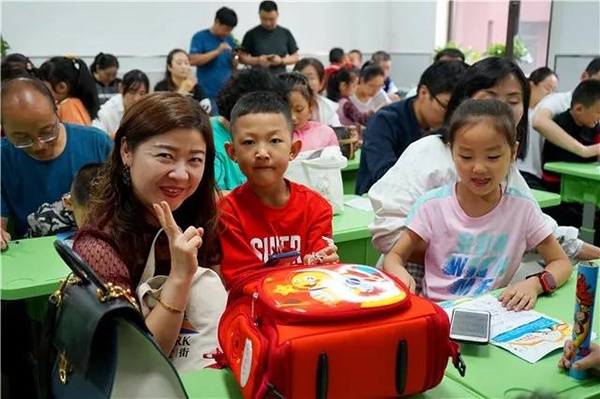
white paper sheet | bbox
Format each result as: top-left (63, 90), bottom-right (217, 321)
top-left (442, 294), bottom-right (574, 363)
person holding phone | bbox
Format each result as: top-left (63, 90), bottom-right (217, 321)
top-left (217, 91), bottom-right (338, 289)
top-left (238, 1), bottom-right (299, 75)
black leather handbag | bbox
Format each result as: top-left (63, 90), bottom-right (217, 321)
top-left (42, 240), bottom-right (188, 399)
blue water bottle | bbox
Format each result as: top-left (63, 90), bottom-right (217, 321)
top-left (569, 261), bottom-right (598, 380)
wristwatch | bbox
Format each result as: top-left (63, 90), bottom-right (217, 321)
top-left (526, 271), bottom-right (557, 294)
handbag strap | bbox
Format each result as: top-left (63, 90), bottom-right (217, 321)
top-left (54, 240), bottom-right (106, 292)
top-left (138, 228), bottom-right (164, 288)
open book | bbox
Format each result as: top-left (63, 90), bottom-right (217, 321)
top-left (441, 294), bottom-right (573, 364)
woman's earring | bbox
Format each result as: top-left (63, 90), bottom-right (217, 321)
top-left (122, 165), bottom-right (131, 187)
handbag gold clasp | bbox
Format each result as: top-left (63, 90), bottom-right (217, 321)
top-left (96, 283), bottom-right (139, 309)
top-left (58, 350), bottom-right (72, 385)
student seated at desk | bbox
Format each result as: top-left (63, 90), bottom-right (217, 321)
top-left (212, 68), bottom-right (288, 193)
top-left (62, 163), bottom-right (104, 227)
top-left (370, 57), bottom-right (600, 295)
top-left (293, 57), bottom-right (342, 126)
top-left (383, 99), bottom-right (572, 310)
top-left (279, 72), bottom-right (338, 152)
top-left (74, 92), bottom-right (221, 355)
top-left (38, 56), bottom-right (100, 126)
top-left (542, 79), bottom-right (600, 245)
top-left (0, 77), bottom-right (112, 248)
top-left (217, 91), bottom-right (338, 288)
top-left (335, 63), bottom-right (390, 127)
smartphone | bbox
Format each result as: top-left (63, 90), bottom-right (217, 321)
top-left (265, 251), bottom-right (300, 268)
top-left (450, 309), bottom-right (491, 344)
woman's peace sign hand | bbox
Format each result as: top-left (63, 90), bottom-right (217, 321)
top-left (153, 201), bottom-right (204, 280)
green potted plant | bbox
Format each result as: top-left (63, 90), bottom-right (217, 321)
top-left (1, 36), bottom-right (9, 57)
top-left (486, 36), bottom-right (532, 63)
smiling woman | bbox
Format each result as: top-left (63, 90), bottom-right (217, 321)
top-left (73, 91), bottom-right (221, 355)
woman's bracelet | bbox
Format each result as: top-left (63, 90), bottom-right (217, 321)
top-left (156, 297), bottom-right (184, 314)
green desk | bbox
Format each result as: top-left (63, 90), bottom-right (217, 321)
top-left (544, 162), bottom-right (600, 243)
top-left (0, 203), bottom-right (378, 302)
top-left (531, 189), bottom-right (561, 208)
top-left (342, 149), bottom-right (360, 195)
top-left (445, 262), bottom-right (600, 399)
top-left (0, 236), bottom-right (69, 301)
top-left (334, 195), bottom-right (379, 266)
top-left (180, 367), bottom-right (484, 398)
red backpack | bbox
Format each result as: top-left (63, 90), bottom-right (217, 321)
top-left (214, 264), bottom-right (465, 398)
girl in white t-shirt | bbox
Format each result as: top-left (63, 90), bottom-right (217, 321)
top-left (383, 98), bottom-right (572, 310)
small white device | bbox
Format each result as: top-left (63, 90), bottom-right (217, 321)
top-left (449, 309), bottom-right (491, 344)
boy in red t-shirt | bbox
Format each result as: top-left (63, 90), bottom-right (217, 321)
top-left (217, 91), bottom-right (339, 288)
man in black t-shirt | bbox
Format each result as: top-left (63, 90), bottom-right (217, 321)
top-left (238, 1), bottom-right (299, 75)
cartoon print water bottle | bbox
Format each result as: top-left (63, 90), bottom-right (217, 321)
top-left (570, 261), bottom-right (598, 380)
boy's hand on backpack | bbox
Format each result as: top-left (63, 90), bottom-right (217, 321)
top-left (153, 201), bottom-right (203, 281)
top-left (303, 245), bottom-right (339, 265)
top-left (498, 279), bottom-right (540, 311)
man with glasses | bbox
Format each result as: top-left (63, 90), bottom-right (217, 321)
top-left (1, 77), bottom-right (112, 248)
top-left (355, 61), bottom-right (468, 195)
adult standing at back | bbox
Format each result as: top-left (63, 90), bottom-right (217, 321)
top-left (189, 7), bottom-right (238, 114)
top-left (355, 60), bottom-right (468, 195)
top-left (238, 1), bottom-right (299, 75)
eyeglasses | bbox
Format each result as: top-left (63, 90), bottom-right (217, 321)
top-left (11, 119), bottom-right (60, 149)
top-left (431, 94), bottom-right (448, 110)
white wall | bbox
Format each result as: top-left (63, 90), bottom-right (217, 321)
top-left (547, 0), bottom-right (600, 92)
top-left (1, 0), bottom-right (439, 90)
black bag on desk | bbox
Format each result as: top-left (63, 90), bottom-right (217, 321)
top-left (42, 240), bottom-right (188, 399)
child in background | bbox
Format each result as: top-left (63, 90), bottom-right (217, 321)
top-left (1, 53), bottom-right (37, 81)
top-left (63, 163), bottom-right (104, 228)
top-left (293, 58), bottom-right (341, 126)
top-left (542, 79), bottom-right (600, 245)
top-left (383, 99), bottom-right (572, 310)
top-left (90, 52), bottom-right (120, 105)
top-left (218, 91), bottom-right (338, 288)
top-left (347, 49), bottom-right (363, 69)
top-left (328, 67), bottom-right (375, 127)
top-left (38, 56), bottom-right (100, 126)
top-left (371, 51), bottom-right (400, 101)
top-left (349, 62), bottom-right (391, 116)
top-left (92, 69), bottom-right (150, 139)
top-left (324, 47), bottom-right (346, 81)
top-left (279, 72), bottom-right (339, 152)
top-left (154, 49), bottom-right (211, 114)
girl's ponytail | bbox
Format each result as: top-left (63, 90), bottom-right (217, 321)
top-left (71, 58), bottom-right (100, 119)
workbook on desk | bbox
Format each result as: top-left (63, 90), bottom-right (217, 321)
top-left (441, 294), bottom-right (572, 364)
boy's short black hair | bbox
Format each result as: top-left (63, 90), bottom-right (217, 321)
top-left (216, 7), bottom-right (238, 27)
top-left (71, 163), bottom-right (104, 206)
top-left (434, 48), bottom-right (466, 62)
top-left (584, 57), bottom-right (600, 77)
top-left (259, 1), bottom-right (278, 12)
top-left (571, 79), bottom-right (600, 108)
top-left (329, 48), bottom-right (345, 64)
top-left (230, 91), bottom-right (293, 135)
top-left (418, 60), bottom-right (468, 96)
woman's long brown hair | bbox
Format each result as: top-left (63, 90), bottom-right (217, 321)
top-left (86, 91), bottom-right (219, 272)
